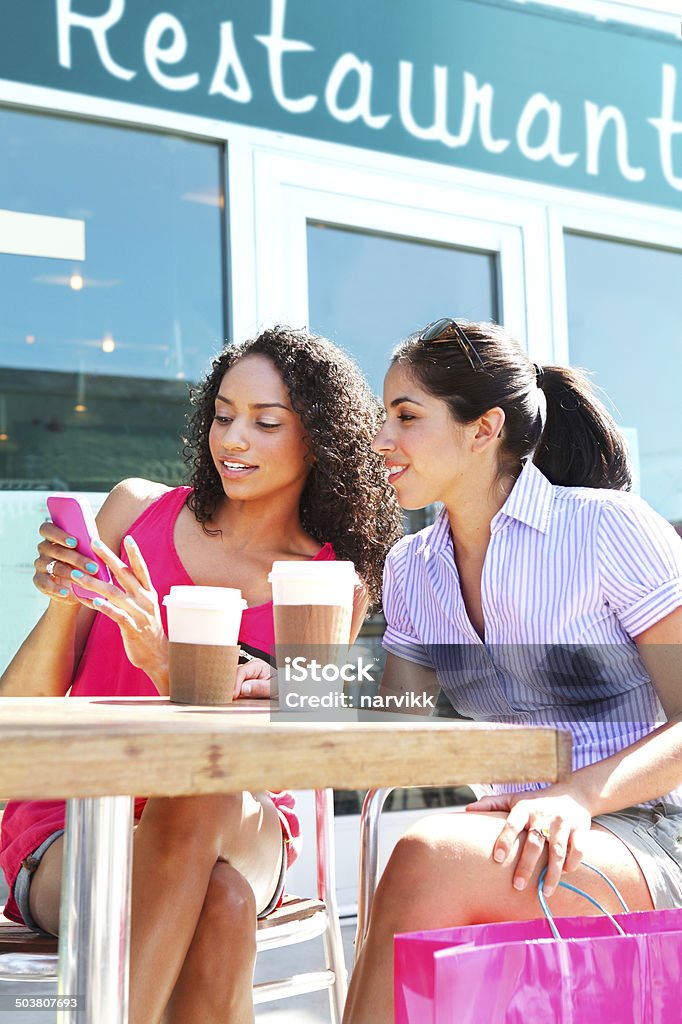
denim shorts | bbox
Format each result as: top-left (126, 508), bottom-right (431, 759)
top-left (13, 829), bottom-right (64, 937)
top-left (13, 828), bottom-right (286, 935)
top-left (593, 803), bottom-right (682, 910)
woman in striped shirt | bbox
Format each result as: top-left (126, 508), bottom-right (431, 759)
top-left (343, 318), bottom-right (682, 1024)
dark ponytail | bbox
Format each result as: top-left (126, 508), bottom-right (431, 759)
top-left (393, 321), bottom-right (631, 491)
top-left (533, 365), bottom-right (631, 490)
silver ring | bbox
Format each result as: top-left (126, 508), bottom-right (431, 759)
top-left (45, 560), bottom-right (57, 579)
top-left (529, 823), bottom-right (552, 842)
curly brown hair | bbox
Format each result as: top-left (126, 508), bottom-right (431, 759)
top-left (183, 326), bottom-right (402, 607)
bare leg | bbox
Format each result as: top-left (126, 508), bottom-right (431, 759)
top-left (161, 861), bottom-right (259, 1024)
top-left (29, 791), bottom-right (282, 1024)
top-left (343, 811), bottom-right (654, 1024)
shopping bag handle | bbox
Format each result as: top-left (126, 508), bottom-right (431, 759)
top-left (537, 861), bottom-right (630, 940)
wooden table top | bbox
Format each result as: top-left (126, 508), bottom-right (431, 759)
top-left (0, 697), bottom-right (572, 800)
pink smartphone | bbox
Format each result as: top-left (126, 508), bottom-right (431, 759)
top-left (46, 495), bottom-right (112, 601)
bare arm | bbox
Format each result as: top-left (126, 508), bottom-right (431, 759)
top-left (565, 605), bottom-right (682, 815)
top-left (377, 652), bottom-right (440, 716)
top-left (0, 479), bottom-right (167, 697)
top-left (470, 606), bottom-right (682, 897)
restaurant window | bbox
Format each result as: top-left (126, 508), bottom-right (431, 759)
top-left (0, 107), bottom-right (226, 671)
top-left (564, 233), bottom-right (682, 528)
top-left (0, 107), bottom-right (226, 492)
top-left (307, 221), bottom-right (499, 814)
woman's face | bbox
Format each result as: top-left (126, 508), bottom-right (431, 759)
top-left (373, 363), bottom-right (470, 510)
top-left (209, 354), bottom-right (312, 504)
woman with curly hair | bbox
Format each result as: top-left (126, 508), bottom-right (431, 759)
top-left (0, 326), bottom-right (401, 1024)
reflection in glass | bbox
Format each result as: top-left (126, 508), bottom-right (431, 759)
top-left (565, 233), bottom-right (682, 525)
top-left (307, 222), bottom-right (498, 395)
top-left (0, 107), bottom-right (225, 490)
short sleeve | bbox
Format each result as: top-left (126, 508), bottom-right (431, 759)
top-left (382, 544), bottom-right (434, 668)
top-left (597, 497), bottom-right (682, 637)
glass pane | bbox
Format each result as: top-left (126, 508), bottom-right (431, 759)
top-left (565, 233), bottom-right (682, 526)
top-left (0, 107), bottom-right (226, 491)
top-left (307, 222), bottom-right (498, 395)
top-left (307, 221), bottom-right (497, 814)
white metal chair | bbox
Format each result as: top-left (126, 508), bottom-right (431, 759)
top-left (354, 787), bottom-right (394, 965)
top-left (0, 789), bottom-right (347, 1022)
top-left (354, 786), bottom-right (475, 965)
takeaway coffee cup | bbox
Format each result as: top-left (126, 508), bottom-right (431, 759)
top-left (163, 586), bottom-right (247, 705)
top-left (268, 560), bottom-right (355, 647)
top-left (268, 561), bottom-right (356, 712)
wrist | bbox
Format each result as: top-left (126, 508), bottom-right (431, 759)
top-left (147, 640), bottom-right (169, 695)
top-left (551, 775), bottom-right (601, 818)
top-left (46, 598), bottom-right (81, 620)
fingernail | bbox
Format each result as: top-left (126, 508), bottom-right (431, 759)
top-left (59, 588), bottom-right (69, 597)
top-left (124, 535), bottom-right (135, 547)
top-left (86, 562), bottom-right (98, 574)
top-left (71, 569), bottom-right (84, 579)
top-left (513, 877), bottom-right (526, 891)
top-left (91, 539), bottom-right (101, 549)
top-left (494, 849), bottom-right (505, 863)
top-left (93, 598), bottom-right (104, 607)
top-left (65, 537), bottom-right (77, 548)
top-left (543, 885), bottom-right (554, 898)
top-left (241, 683), bottom-right (252, 696)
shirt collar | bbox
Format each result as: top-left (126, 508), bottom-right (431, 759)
top-left (491, 459), bottom-right (555, 535)
top-left (421, 460), bottom-right (555, 558)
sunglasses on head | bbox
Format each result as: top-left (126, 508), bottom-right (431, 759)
top-left (418, 318), bottom-right (485, 373)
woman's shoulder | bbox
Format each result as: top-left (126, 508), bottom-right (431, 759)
top-left (554, 482), bottom-right (672, 526)
top-left (385, 516), bottom-right (443, 569)
top-left (95, 479), bottom-right (178, 549)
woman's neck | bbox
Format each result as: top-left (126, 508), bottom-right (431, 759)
top-left (443, 464), bottom-right (520, 559)
top-left (207, 494), bottom-right (314, 555)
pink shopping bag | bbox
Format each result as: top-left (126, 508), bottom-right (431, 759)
top-left (395, 865), bottom-right (682, 1024)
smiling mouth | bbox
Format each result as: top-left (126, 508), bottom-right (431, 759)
top-left (386, 465), bottom-right (408, 483)
top-left (220, 460), bottom-right (258, 477)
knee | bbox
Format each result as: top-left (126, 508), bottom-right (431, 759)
top-left (369, 830), bottom-right (444, 935)
top-left (194, 863), bottom-right (258, 972)
top-left (369, 817), bottom-right (482, 934)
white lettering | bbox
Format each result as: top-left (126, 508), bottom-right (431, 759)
top-left (144, 13), bottom-right (199, 92)
top-left (454, 73), bottom-right (510, 154)
top-left (585, 101), bottom-right (645, 182)
top-left (399, 62), bottom-right (460, 145)
top-left (283, 655), bottom-right (374, 683)
top-left (255, 0), bottom-right (317, 114)
top-left (284, 692), bottom-right (354, 709)
top-left (360, 693), bottom-right (437, 709)
top-left (516, 93), bottom-right (578, 167)
top-left (325, 53), bottom-right (390, 129)
top-left (57, 0), bottom-right (135, 81)
top-left (209, 22), bottom-right (252, 102)
top-left (648, 64), bottom-right (682, 191)
top-left (285, 656), bottom-right (307, 683)
top-left (399, 65), bottom-right (509, 153)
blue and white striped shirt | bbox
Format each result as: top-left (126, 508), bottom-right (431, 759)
top-left (382, 460), bottom-right (682, 805)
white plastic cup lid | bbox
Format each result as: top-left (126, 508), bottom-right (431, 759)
top-left (163, 585), bottom-right (247, 610)
top-left (268, 560), bottom-right (356, 583)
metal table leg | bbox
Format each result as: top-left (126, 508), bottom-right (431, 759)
top-left (58, 796), bottom-right (134, 1024)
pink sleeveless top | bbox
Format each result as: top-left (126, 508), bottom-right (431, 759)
top-left (1, 487), bottom-right (335, 925)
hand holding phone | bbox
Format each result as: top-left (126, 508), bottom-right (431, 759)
top-left (46, 495), bottom-right (112, 601)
